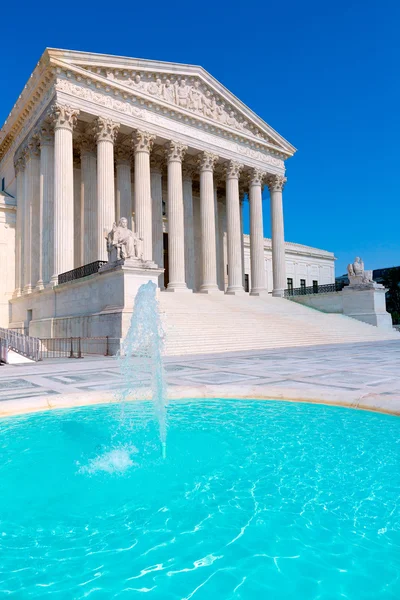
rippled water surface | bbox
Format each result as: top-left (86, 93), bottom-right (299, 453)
top-left (1, 400), bottom-right (400, 599)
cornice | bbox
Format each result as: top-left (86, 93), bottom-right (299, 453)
top-left (242, 234), bottom-right (336, 260)
top-left (54, 77), bottom-right (285, 172)
top-left (46, 49), bottom-right (296, 154)
top-left (1, 48), bottom-right (296, 166)
top-left (0, 52), bottom-right (55, 161)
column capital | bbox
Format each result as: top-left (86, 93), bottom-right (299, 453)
top-left (198, 151), bottom-right (218, 172)
top-left (266, 174), bottom-right (286, 192)
top-left (25, 136), bottom-right (40, 159)
top-left (182, 163), bottom-right (196, 181)
top-left (150, 153), bottom-right (165, 172)
top-left (37, 121), bottom-right (54, 146)
top-left (14, 151), bottom-right (26, 173)
top-left (132, 130), bottom-right (156, 153)
top-left (249, 167), bottom-right (266, 187)
top-left (224, 160), bottom-right (243, 180)
top-left (78, 131), bottom-right (97, 155)
top-left (115, 144), bottom-right (131, 164)
top-left (165, 140), bottom-right (187, 163)
top-left (48, 103), bottom-right (79, 132)
top-left (94, 117), bottom-right (120, 144)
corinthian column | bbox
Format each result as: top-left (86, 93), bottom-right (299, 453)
top-left (38, 122), bottom-right (54, 289)
top-left (94, 117), bottom-right (120, 261)
top-left (249, 168), bottom-right (267, 296)
top-left (132, 130), bottom-right (155, 261)
top-left (80, 132), bottom-right (97, 264)
top-left (267, 174), bottom-right (287, 297)
top-left (23, 137), bottom-right (40, 294)
top-left (183, 164), bottom-right (196, 291)
top-left (115, 145), bottom-right (132, 228)
top-left (49, 104), bottom-right (79, 283)
top-left (198, 151), bottom-right (220, 293)
top-left (150, 154), bottom-right (164, 279)
top-left (13, 153), bottom-right (25, 297)
top-left (225, 161), bottom-right (244, 294)
top-left (165, 140), bottom-right (189, 292)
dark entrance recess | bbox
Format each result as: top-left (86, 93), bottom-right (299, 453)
top-left (163, 233), bottom-right (169, 288)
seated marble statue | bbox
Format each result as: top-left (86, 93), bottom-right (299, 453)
top-left (347, 257), bottom-right (374, 285)
top-left (106, 218), bottom-right (143, 262)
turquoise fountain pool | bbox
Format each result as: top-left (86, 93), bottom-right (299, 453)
top-left (0, 399), bottom-right (399, 598)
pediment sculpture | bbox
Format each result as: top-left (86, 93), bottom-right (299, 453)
top-left (347, 257), bottom-right (380, 288)
top-left (106, 218), bottom-right (144, 263)
top-left (100, 68), bottom-right (272, 141)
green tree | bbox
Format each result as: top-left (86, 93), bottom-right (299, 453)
top-left (380, 267), bottom-right (400, 324)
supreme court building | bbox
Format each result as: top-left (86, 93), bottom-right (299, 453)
top-left (0, 49), bottom-right (335, 338)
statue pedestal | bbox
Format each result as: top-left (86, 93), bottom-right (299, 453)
top-left (342, 285), bottom-right (393, 330)
top-left (9, 260), bottom-right (164, 352)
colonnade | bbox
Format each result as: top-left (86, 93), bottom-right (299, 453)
top-left (13, 102), bottom-right (287, 299)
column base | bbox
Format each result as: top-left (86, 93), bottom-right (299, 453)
top-left (272, 288), bottom-right (285, 298)
top-left (36, 280), bottom-right (44, 292)
top-left (23, 284), bottom-right (32, 295)
top-left (250, 289), bottom-right (269, 297)
top-left (165, 284), bottom-right (193, 293)
top-left (49, 275), bottom-right (58, 287)
top-left (12, 289), bottom-right (22, 299)
top-left (226, 287), bottom-right (246, 296)
top-left (199, 285), bottom-right (222, 294)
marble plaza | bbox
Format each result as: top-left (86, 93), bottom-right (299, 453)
top-left (1, 340), bottom-right (400, 416)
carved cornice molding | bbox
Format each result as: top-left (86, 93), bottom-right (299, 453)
top-left (266, 174), bottom-right (286, 192)
top-left (115, 144), bottom-right (131, 163)
top-left (132, 129), bottom-right (155, 153)
top-left (198, 151), bottom-right (218, 172)
top-left (94, 116), bottom-right (120, 143)
top-left (165, 140), bottom-right (187, 163)
top-left (225, 160), bottom-right (243, 180)
top-left (249, 167), bottom-right (266, 187)
top-left (48, 103), bottom-right (79, 131)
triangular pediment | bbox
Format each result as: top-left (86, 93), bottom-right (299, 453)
top-left (47, 49), bottom-right (296, 157)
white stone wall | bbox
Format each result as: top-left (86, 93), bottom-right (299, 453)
top-left (242, 234), bottom-right (335, 293)
top-left (0, 194), bottom-right (16, 327)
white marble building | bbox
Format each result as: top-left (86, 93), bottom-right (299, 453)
top-left (0, 48), bottom-right (335, 336)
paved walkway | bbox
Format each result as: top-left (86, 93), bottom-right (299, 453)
top-left (1, 340), bottom-right (400, 415)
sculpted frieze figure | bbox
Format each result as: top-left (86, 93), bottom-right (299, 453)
top-left (148, 77), bottom-right (162, 97)
top-left (162, 79), bottom-right (176, 104)
top-left (176, 78), bottom-right (191, 109)
top-left (106, 217), bottom-right (143, 262)
top-left (189, 80), bottom-right (203, 113)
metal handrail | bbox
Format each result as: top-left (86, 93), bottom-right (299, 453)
top-left (0, 327), bottom-right (41, 361)
top-left (58, 261), bottom-right (107, 285)
top-left (284, 282), bottom-right (346, 298)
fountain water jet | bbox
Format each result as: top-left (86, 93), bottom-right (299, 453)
top-left (118, 281), bottom-right (168, 457)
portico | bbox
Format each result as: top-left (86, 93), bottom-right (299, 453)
top-left (0, 48), bottom-right (297, 338)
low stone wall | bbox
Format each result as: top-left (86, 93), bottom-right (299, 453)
top-left (290, 292), bottom-right (343, 313)
top-left (289, 287), bottom-right (393, 330)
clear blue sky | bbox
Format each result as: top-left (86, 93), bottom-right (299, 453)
top-left (2, 0), bottom-right (399, 276)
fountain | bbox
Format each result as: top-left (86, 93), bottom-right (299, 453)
top-left (118, 280), bottom-right (168, 458)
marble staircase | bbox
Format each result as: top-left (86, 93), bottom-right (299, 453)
top-left (158, 293), bottom-right (400, 356)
